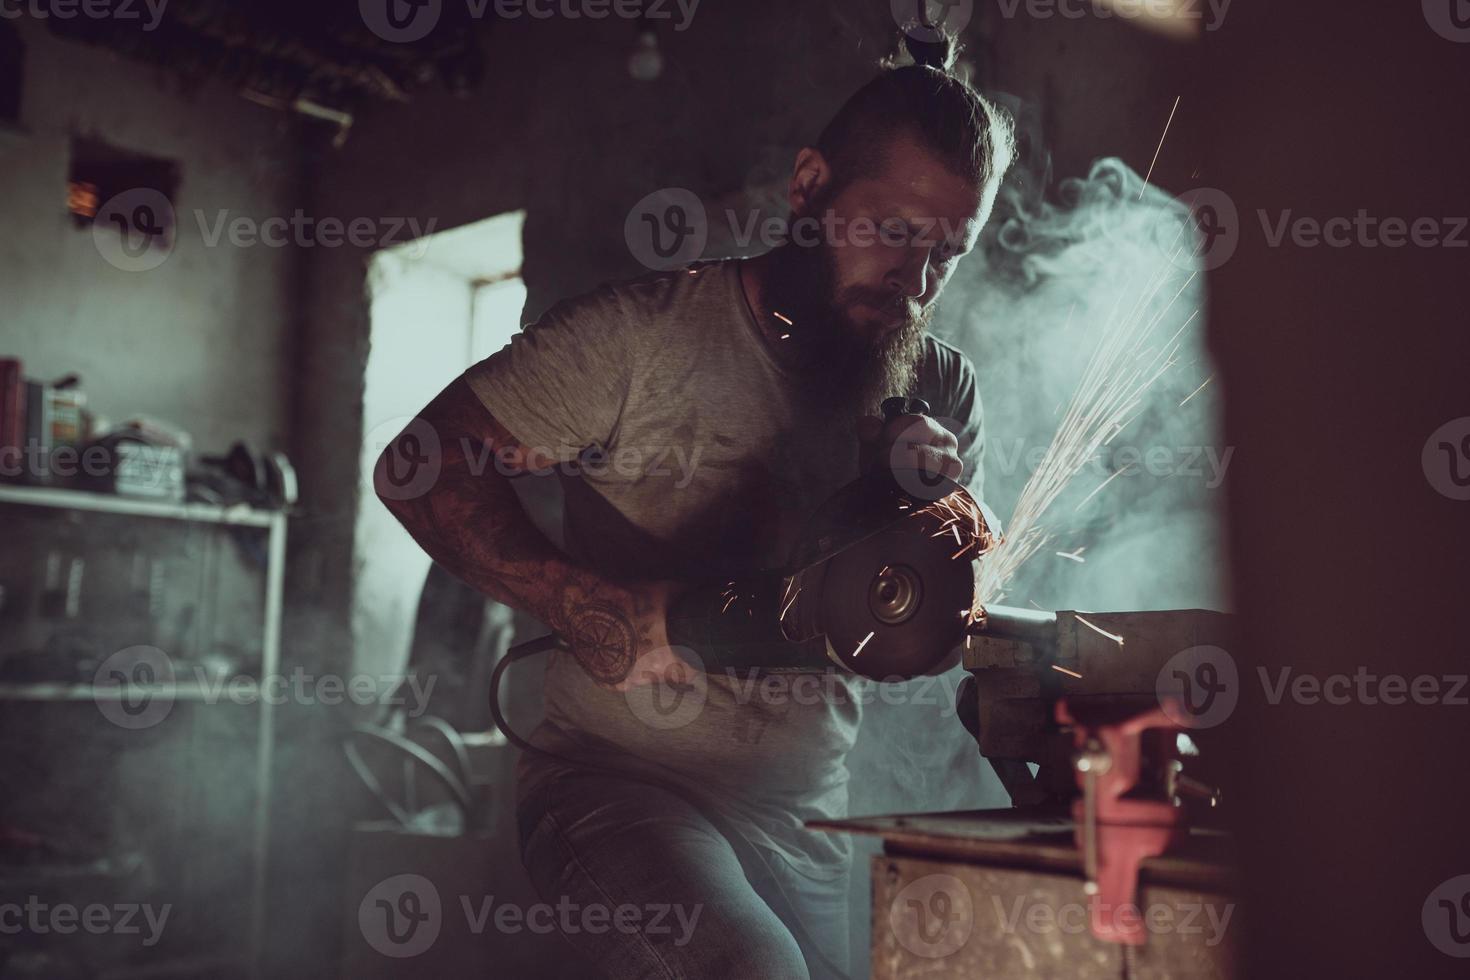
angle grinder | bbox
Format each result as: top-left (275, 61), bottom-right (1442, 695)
top-left (664, 397), bottom-right (995, 681)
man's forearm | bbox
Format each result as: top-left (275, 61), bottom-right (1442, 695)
top-left (376, 380), bottom-right (654, 684)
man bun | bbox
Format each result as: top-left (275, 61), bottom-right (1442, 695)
top-left (882, 26), bottom-right (962, 74)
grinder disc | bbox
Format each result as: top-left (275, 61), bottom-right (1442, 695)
top-left (817, 494), bottom-right (980, 681)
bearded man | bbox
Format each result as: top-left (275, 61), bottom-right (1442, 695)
top-left (378, 28), bottom-right (1013, 980)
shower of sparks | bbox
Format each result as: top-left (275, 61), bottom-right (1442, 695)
top-left (1055, 547), bottom-right (1087, 563)
top-left (852, 630), bottom-right (875, 658)
top-left (973, 202), bottom-right (1200, 611)
top-left (1076, 614), bottom-right (1125, 646)
top-left (1178, 374), bottom-right (1214, 408)
top-left (1052, 665), bottom-right (1084, 679)
top-left (1139, 95), bottom-right (1181, 200)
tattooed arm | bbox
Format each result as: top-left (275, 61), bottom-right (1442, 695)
top-left (374, 377), bottom-right (686, 690)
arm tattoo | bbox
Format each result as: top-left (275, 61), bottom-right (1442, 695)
top-left (376, 378), bottom-right (648, 684)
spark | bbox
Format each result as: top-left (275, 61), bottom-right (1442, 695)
top-left (1076, 615), bottom-right (1125, 646)
top-left (1028, 599), bottom-right (1044, 610)
top-left (1051, 665), bottom-right (1083, 679)
top-left (1055, 548), bottom-right (1087, 563)
top-left (773, 311), bottom-right (793, 326)
top-left (1139, 95), bottom-right (1181, 200)
top-left (1178, 374), bottom-right (1214, 408)
top-left (852, 631), bottom-right (875, 658)
top-left (951, 525), bottom-right (963, 546)
top-left (1073, 465), bottom-right (1136, 513)
top-left (779, 333), bottom-right (790, 340)
top-left (779, 582), bottom-right (801, 622)
top-left (721, 593), bottom-right (737, 614)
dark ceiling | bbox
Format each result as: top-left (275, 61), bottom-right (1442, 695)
top-left (40, 0), bottom-right (485, 126)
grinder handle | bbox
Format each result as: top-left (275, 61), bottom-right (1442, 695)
top-left (880, 396), bottom-right (931, 422)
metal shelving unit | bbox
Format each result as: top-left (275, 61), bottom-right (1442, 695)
top-left (0, 483), bottom-right (286, 980)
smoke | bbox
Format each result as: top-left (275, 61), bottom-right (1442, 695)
top-left (846, 155), bottom-right (1229, 825)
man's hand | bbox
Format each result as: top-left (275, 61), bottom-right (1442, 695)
top-left (857, 410), bottom-right (964, 482)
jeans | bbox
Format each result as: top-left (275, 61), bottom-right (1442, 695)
top-left (517, 763), bottom-right (852, 980)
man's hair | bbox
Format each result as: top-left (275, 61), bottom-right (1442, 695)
top-left (814, 30), bottom-right (1015, 196)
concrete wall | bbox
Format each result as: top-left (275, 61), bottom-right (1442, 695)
top-left (0, 19), bottom-right (304, 456)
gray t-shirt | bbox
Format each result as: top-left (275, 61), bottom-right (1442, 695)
top-left (464, 257), bottom-right (983, 879)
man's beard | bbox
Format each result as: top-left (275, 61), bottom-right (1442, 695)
top-left (761, 233), bottom-right (930, 417)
